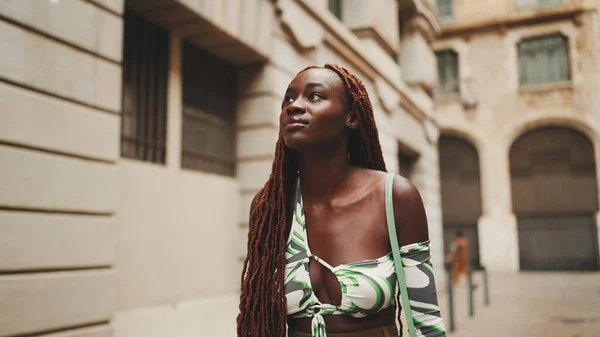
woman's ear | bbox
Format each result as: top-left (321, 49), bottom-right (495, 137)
top-left (346, 110), bottom-right (359, 129)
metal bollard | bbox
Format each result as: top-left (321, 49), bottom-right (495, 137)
top-left (483, 266), bottom-right (490, 306)
top-left (468, 265), bottom-right (474, 317)
top-left (447, 266), bottom-right (455, 332)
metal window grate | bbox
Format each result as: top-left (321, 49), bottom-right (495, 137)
top-left (181, 42), bottom-right (236, 177)
top-left (121, 10), bottom-right (169, 163)
top-left (518, 34), bottom-right (570, 86)
top-left (436, 50), bottom-right (459, 94)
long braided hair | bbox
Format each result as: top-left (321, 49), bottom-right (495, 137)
top-left (237, 64), bottom-right (399, 336)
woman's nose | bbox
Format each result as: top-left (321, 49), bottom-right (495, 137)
top-left (286, 99), bottom-right (306, 115)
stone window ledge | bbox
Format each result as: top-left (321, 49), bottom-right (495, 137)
top-left (435, 92), bottom-right (461, 103)
top-left (519, 81), bottom-right (573, 94)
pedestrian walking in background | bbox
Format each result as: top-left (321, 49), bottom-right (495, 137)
top-left (445, 231), bottom-right (478, 288)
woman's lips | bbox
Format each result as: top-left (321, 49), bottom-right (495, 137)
top-left (284, 122), bottom-right (307, 130)
top-left (283, 117), bottom-right (308, 130)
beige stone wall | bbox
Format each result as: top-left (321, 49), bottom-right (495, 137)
top-left (0, 0), bottom-right (122, 336)
top-left (433, 2), bottom-right (600, 270)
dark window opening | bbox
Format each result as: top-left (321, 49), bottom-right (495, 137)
top-left (121, 9), bottom-right (170, 163)
top-left (328, 0), bottom-right (342, 20)
top-left (436, 50), bottom-right (459, 95)
top-left (181, 43), bottom-right (237, 177)
top-left (398, 152), bottom-right (418, 180)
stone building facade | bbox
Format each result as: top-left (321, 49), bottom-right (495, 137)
top-left (433, 0), bottom-right (600, 271)
top-left (0, 1), bottom-right (443, 336)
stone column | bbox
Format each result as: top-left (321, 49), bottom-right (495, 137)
top-left (342, 0), bottom-right (401, 79)
top-left (477, 139), bottom-right (519, 271)
top-left (166, 35), bottom-right (182, 170)
top-left (399, 9), bottom-right (438, 96)
top-left (411, 138), bottom-right (445, 281)
top-left (396, 1), bottom-right (444, 279)
top-left (235, 64), bottom-right (286, 275)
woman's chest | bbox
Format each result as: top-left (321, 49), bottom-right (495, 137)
top-left (289, 202), bottom-right (394, 309)
top-left (302, 198), bottom-right (390, 267)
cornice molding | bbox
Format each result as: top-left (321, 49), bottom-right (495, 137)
top-left (439, 7), bottom-right (594, 38)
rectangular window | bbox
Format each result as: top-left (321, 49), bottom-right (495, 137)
top-left (398, 152), bottom-right (418, 180)
top-left (435, 0), bottom-right (453, 22)
top-left (181, 42), bottom-right (237, 177)
top-left (121, 10), bottom-right (169, 163)
top-left (518, 34), bottom-right (570, 86)
top-left (328, 0), bottom-right (342, 20)
top-left (436, 50), bottom-right (459, 95)
top-left (516, 0), bottom-right (561, 10)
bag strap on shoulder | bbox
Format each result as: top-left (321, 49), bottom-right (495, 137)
top-left (385, 172), bottom-right (417, 337)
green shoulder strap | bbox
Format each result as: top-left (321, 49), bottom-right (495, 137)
top-left (385, 172), bottom-right (417, 337)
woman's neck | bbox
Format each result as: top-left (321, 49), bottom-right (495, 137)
top-left (297, 145), bottom-right (353, 201)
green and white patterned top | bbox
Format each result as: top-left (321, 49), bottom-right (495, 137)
top-left (284, 178), bottom-right (397, 336)
top-left (284, 175), bottom-right (447, 337)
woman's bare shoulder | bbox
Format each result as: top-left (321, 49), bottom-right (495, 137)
top-left (390, 174), bottom-right (429, 245)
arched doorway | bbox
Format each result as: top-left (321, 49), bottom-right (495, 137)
top-left (510, 126), bottom-right (599, 271)
top-left (439, 135), bottom-right (483, 269)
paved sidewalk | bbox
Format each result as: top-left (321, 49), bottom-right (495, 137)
top-left (435, 271), bottom-right (600, 337)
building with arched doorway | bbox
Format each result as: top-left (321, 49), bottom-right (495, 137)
top-left (0, 1), bottom-right (445, 336)
top-left (433, 0), bottom-right (600, 271)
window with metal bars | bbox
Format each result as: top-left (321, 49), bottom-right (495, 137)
top-left (436, 50), bottom-right (459, 95)
top-left (121, 10), bottom-right (169, 164)
top-left (181, 42), bottom-right (237, 177)
top-left (435, 0), bottom-right (453, 22)
top-left (328, 0), bottom-right (342, 20)
top-left (518, 34), bottom-right (570, 86)
top-left (516, 0), bottom-right (561, 10)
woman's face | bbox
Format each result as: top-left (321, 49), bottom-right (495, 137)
top-left (280, 68), bottom-right (356, 151)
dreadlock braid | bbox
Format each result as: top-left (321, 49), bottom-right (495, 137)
top-left (323, 64), bottom-right (386, 170)
top-left (238, 64), bottom-right (396, 337)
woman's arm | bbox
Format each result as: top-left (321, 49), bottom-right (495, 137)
top-left (392, 176), bottom-right (447, 337)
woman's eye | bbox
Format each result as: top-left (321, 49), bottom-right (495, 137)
top-left (282, 96), bottom-right (294, 106)
top-left (308, 92), bottom-right (321, 100)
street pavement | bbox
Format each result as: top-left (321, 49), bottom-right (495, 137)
top-left (434, 271), bottom-right (600, 337)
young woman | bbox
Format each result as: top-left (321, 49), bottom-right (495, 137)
top-left (237, 64), bottom-right (446, 337)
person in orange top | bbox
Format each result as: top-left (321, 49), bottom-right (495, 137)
top-left (445, 231), bottom-right (477, 287)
